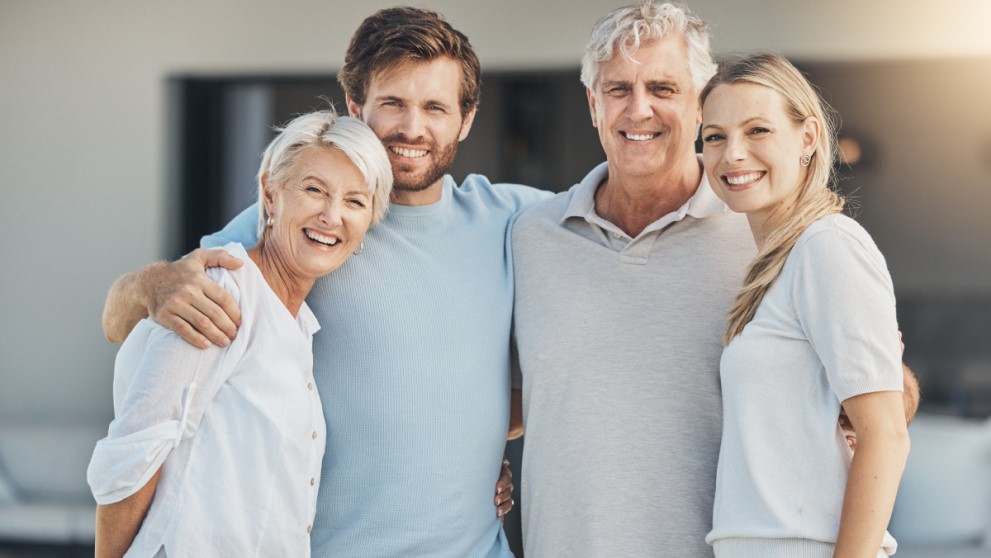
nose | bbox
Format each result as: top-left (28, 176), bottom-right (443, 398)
top-left (626, 88), bottom-right (652, 121)
top-left (723, 134), bottom-right (746, 164)
top-left (319, 199), bottom-right (344, 228)
top-left (397, 107), bottom-right (426, 140)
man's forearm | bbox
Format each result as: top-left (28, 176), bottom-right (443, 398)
top-left (102, 263), bottom-right (163, 343)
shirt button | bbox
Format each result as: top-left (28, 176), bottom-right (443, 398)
top-left (307, 525), bottom-right (312, 534)
top-left (612, 232), bottom-right (621, 239)
top-left (310, 477), bottom-right (316, 486)
top-left (307, 382), bottom-right (313, 391)
top-left (312, 430), bottom-right (318, 440)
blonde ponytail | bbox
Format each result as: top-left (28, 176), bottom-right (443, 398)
top-left (700, 52), bottom-right (843, 343)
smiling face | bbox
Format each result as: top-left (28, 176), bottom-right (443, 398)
top-left (587, 33), bottom-right (701, 183)
top-left (346, 57), bottom-right (475, 205)
top-left (263, 146), bottom-right (374, 281)
top-left (701, 82), bottom-right (818, 232)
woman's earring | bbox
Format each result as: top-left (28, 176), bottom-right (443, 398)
top-left (266, 215), bottom-right (274, 227)
top-left (800, 153), bottom-right (813, 167)
top-left (354, 241), bottom-right (364, 256)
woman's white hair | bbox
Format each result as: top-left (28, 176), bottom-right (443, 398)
top-left (580, 1), bottom-right (716, 92)
top-left (256, 109), bottom-right (393, 235)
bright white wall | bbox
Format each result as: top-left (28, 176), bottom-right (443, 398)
top-left (1, 0), bottom-right (989, 422)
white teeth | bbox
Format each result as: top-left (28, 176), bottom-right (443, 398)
top-left (390, 146), bottom-right (428, 158)
top-left (305, 229), bottom-right (338, 246)
top-left (623, 132), bottom-right (656, 141)
top-left (726, 172), bottom-right (764, 185)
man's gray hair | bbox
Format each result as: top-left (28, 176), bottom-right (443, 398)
top-left (256, 109), bottom-right (393, 234)
top-left (580, 1), bottom-right (716, 92)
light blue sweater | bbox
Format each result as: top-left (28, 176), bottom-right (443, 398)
top-left (204, 174), bottom-right (548, 557)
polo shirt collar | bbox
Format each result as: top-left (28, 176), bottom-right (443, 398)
top-left (560, 157), bottom-right (729, 232)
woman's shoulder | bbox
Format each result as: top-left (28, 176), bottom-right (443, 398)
top-left (797, 213), bottom-right (878, 253)
top-left (204, 242), bottom-right (249, 304)
top-left (793, 213), bottom-right (889, 273)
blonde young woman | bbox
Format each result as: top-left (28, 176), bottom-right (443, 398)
top-left (88, 110), bottom-right (392, 557)
top-left (699, 53), bottom-right (910, 558)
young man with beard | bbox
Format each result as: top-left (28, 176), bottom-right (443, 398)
top-left (102, 7), bottom-right (546, 557)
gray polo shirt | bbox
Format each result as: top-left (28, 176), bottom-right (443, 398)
top-left (512, 161), bottom-right (755, 557)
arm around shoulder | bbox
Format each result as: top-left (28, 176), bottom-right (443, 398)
top-left (102, 249), bottom-right (244, 348)
top-left (103, 262), bottom-right (168, 344)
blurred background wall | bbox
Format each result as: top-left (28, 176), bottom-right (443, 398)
top-left (1, 0), bottom-right (990, 554)
top-left (3, 0), bottom-right (989, 422)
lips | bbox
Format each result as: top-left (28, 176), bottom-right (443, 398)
top-left (304, 228), bottom-right (340, 247)
top-left (722, 171), bottom-right (765, 189)
top-left (621, 131), bottom-right (661, 142)
top-left (389, 146), bottom-right (428, 158)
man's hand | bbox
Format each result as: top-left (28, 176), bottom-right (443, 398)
top-left (840, 363), bottom-right (920, 452)
top-left (494, 459), bottom-right (515, 521)
top-left (103, 249), bottom-right (243, 348)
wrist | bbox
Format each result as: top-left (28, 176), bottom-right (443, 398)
top-left (135, 260), bottom-right (169, 314)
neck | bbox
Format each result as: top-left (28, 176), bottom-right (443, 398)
top-left (247, 241), bottom-right (314, 317)
top-left (595, 156), bottom-right (702, 237)
top-left (390, 178), bottom-right (444, 207)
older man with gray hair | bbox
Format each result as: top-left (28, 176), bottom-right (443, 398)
top-left (510, 2), bottom-right (754, 556)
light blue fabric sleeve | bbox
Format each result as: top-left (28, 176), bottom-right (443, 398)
top-left (201, 204), bottom-right (260, 249)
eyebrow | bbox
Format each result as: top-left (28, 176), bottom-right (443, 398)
top-left (600, 79), bottom-right (679, 89)
top-left (701, 115), bottom-right (770, 131)
top-left (374, 94), bottom-right (452, 109)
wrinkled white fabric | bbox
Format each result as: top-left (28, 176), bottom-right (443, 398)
top-left (88, 243), bottom-right (325, 557)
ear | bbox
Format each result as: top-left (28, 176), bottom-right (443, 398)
top-left (345, 93), bottom-right (363, 120)
top-left (458, 106), bottom-right (477, 142)
top-left (261, 172), bottom-right (278, 216)
top-left (586, 87), bottom-right (599, 128)
top-left (801, 116), bottom-right (820, 154)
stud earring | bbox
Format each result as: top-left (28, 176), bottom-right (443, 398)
top-left (800, 153), bottom-right (813, 167)
top-left (354, 241), bottom-right (364, 255)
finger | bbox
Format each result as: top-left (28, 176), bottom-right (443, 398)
top-left (496, 460), bottom-right (513, 494)
top-left (495, 483), bottom-right (515, 505)
top-left (845, 435), bottom-right (857, 451)
top-left (200, 249), bottom-right (244, 271)
top-left (159, 290), bottom-right (231, 348)
top-left (167, 313), bottom-right (214, 350)
top-left (198, 279), bottom-right (242, 332)
top-left (496, 498), bottom-right (515, 518)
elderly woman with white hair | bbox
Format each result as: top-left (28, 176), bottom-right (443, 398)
top-left (87, 110), bottom-right (392, 558)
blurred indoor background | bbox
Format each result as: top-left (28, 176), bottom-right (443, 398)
top-left (1, 0), bottom-right (989, 556)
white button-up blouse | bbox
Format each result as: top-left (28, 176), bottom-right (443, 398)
top-left (88, 243), bottom-right (325, 557)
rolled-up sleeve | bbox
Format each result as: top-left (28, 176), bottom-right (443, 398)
top-left (88, 270), bottom-right (240, 505)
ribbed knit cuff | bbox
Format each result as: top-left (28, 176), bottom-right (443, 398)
top-left (712, 537), bottom-right (887, 558)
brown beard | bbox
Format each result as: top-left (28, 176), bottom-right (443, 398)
top-left (381, 133), bottom-right (460, 192)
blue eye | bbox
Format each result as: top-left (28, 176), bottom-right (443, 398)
top-left (702, 133), bottom-right (724, 143)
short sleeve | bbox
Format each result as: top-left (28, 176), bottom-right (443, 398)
top-left (790, 220), bottom-right (903, 403)
top-left (87, 268), bottom-right (243, 504)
